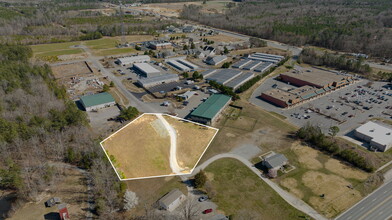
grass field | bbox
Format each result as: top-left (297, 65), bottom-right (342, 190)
top-left (94, 47), bottom-right (137, 56)
top-left (204, 158), bottom-right (307, 219)
top-left (277, 142), bottom-right (369, 218)
top-left (163, 115), bottom-right (218, 169)
top-left (101, 114), bottom-right (172, 179)
top-left (204, 34), bottom-right (243, 43)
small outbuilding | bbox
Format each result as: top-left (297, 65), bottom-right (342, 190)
top-left (205, 55), bottom-right (227, 66)
top-left (158, 189), bottom-right (185, 212)
top-left (80, 92), bottom-right (116, 111)
top-left (263, 154), bottom-right (288, 171)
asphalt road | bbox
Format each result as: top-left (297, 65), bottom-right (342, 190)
top-left (336, 180), bottom-right (392, 220)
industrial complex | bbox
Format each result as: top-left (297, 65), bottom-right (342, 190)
top-left (260, 67), bottom-right (355, 108)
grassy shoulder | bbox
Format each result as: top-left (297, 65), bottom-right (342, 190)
top-left (204, 158), bottom-right (307, 219)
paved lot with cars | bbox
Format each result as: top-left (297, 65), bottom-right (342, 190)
top-left (250, 77), bottom-right (392, 135)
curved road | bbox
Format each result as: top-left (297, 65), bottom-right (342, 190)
top-left (156, 114), bottom-right (182, 174)
top-left (184, 153), bottom-right (327, 220)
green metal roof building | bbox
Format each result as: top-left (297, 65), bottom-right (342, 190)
top-left (189, 94), bottom-right (231, 125)
top-left (80, 92), bottom-right (116, 111)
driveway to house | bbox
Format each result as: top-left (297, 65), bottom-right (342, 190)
top-left (156, 114), bottom-right (182, 174)
top-left (183, 153), bottom-right (327, 220)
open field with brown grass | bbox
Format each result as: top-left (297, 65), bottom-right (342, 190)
top-left (102, 114), bottom-right (218, 179)
top-left (8, 167), bottom-right (88, 220)
top-left (277, 142), bottom-right (369, 218)
top-left (230, 46), bottom-right (289, 57)
top-left (204, 34), bottom-right (243, 43)
top-left (101, 114), bottom-right (172, 179)
top-left (163, 115), bottom-right (218, 169)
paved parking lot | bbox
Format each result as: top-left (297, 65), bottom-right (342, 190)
top-left (250, 77), bottom-right (392, 135)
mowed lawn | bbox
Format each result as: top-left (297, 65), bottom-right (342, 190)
top-left (101, 114), bottom-right (172, 179)
top-left (31, 41), bottom-right (84, 59)
top-left (205, 159), bottom-right (307, 219)
top-left (163, 115), bottom-right (218, 169)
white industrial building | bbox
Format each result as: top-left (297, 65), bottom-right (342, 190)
top-left (133, 63), bottom-right (161, 77)
top-left (167, 58), bottom-right (198, 72)
top-left (177, 91), bottom-right (196, 100)
top-left (116, 55), bottom-right (150, 66)
top-left (137, 74), bottom-right (179, 88)
top-left (354, 121), bottom-right (392, 152)
top-left (158, 189), bottom-right (185, 212)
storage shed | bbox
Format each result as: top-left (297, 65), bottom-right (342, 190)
top-left (158, 189), bottom-right (185, 212)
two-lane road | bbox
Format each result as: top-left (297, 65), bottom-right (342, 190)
top-left (336, 180), bottom-right (392, 220)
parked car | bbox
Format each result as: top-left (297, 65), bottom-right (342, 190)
top-left (203, 209), bottom-right (213, 214)
top-left (198, 196), bottom-right (208, 202)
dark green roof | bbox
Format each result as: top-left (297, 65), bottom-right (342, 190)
top-left (190, 94), bottom-right (231, 120)
top-left (80, 92), bottom-right (115, 108)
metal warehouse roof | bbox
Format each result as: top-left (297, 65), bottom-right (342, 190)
top-left (206, 69), bottom-right (242, 85)
top-left (177, 59), bottom-right (198, 69)
top-left (254, 62), bottom-right (273, 72)
top-left (225, 72), bottom-right (254, 89)
top-left (190, 94), bottom-right (231, 120)
top-left (232, 59), bottom-right (251, 68)
top-left (133, 63), bottom-right (160, 74)
top-left (254, 52), bottom-right (284, 59)
top-left (201, 69), bottom-right (217, 77)
top-left (168, 60), bottom-right (190, 71)
top-left (138, 74), bottom-right (179, 85)
top-left (242, 60), bottom-right (262, 70)
top-left (80, 92), bottom-right (115, 108)
top-left (117, 55), bottom-right (150, 64)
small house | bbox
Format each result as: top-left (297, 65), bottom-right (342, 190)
top-left (263, 154), bottom-right (288, 171)
top-left (158, 189), bottom-right (185, 212)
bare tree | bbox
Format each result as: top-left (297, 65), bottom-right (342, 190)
top-left (180, 196), bottom-right (200, 220)
top-left (123, 190), bottom-right (139, 211)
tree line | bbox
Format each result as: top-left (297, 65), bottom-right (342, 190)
top-left (180, 0), bottom-right (392, 58)
top-left (0, 44), bottom-right (128, 219)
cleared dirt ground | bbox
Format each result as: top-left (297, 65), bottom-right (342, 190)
top-left (163, 115), bottom-right (217, 169)
top-left (51, 62), bottom-right (92, 79)
top-left (101, 114), bottom-right (172, 179)
top-left (204, 34), bottom-right (243, 43)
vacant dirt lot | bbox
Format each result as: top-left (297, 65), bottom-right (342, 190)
top-left (102, 114), bottom-right (172, 179)
top-left (163, 115), bottom-right (217, 169)
top-left (51, 61), bottom-right (93, 79)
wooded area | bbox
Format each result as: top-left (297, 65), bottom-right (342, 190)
top-left (0, 1), bottom-right (174, 45)
top-left (181, 0), bottom-right (392, 58)
top-left (0, 44), bottom-right (125, 219)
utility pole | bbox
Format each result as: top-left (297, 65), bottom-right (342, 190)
top-left (119, 0), bottom-right (125, 46)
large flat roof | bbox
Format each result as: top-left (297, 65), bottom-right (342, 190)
top-left (190, 94), bottom-right (231, 120)
top-left (80, 92), bottom-right (115, 107)
top-left (137, 74), bottom-right (179, 85)
top-left (281, 67), bottom-right (349, 87)
top-left (356, 121), bottom-right (392, 146)
top-left (262, 88), bottom-right (300, 103)
top-left (206, 69), bottom-right (242, 85)
top-left (133, 63), bottom-right (160, 74)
